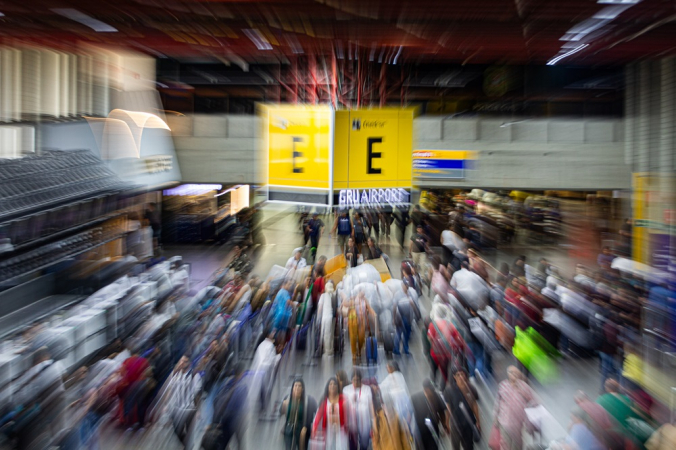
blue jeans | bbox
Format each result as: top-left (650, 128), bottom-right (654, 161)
top-left (599, 352), bottom-right (619, 389)
top-left (394, 323), bottom-right (411, 354)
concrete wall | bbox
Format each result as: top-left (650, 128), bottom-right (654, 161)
top-left (171, 114), bottom-right (631, 190)
top-left (415, 117), bottom-right (630, 190)
top-left (167, 114), bottom-right (260, 185)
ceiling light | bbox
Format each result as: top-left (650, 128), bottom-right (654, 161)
top-left (597, 0), bottom-right (640, 4)
top-left (243, 29), bottom-right (273, 51)
top-left (392, 46), bottom-right (403, 64)
top-left (593, 5), bottom-right (632, 19)
top-left (52, 8), bottom-right (117, 32)
top-left (547, 44), bottom-right (589, 65)
top-left (0, 13), bottom-right (5, 17)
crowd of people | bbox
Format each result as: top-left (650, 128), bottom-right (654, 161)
top-left (3, 200), bottom-right (675, 450)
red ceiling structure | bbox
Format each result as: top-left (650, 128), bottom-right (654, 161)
top-left (0, 0), bottom-right (674, 67)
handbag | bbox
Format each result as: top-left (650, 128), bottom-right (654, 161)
top-left (488, 423), bottom-right (501, 450)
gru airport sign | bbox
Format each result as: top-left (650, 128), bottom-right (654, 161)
top-left (261, 105), bottom-right (416, 207)
top-left (338, 188), bottom-right (410, 208)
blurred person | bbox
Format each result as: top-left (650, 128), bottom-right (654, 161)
top-left (9, 346), bottom-right (66, 449)
top-left (441, 223), bottom-right (465, 266)
top-left (144, 202), bottom-right (162, 254)
top-left (318, 281), bottom-right (336, 356)
top-left (204, 362), bottom-right (249, 450)
top-left (352, 212), bottom-right (369, 253)
top-left (343, 369), bottom-right (374, 450)
top-left (422, 317), bottom-right (438, 383)
top-left (272, 279), bottom-right (295, 336)
top-left (311, 256), bottom-right (328, 317)
top-left (574, 391), bottom-right (625, 449)
top-left (152, 355), bottom-right (202, 444)
top-left (411, 204), bottom-right (424, 229)
top-left (281, 378), bottom-right (318, 450)
top-left (411, 379), bottom-right (448, 450)
top-left (619, 219), bottom-right (633, 256)
top-left (332, 210), bottom-right (354, 253)
top-left (379, 362), bottom-right (414, 430)
top-left (598, 246), bottom-right (616, 271)
top-left (552, 407), bottom-right (606, 450)
top-left (115, 351), bottom-right (150, 427)
top-left (444, 367), bottom-right (480, 450)
top-left (306, 212), bottom-right (325, 263)
top-left (371, 388), bottom-right (412, 450)
top-left (598, 313), bottom-right (621, 394)
top-left (431, 259), bottom-right (451, 303)
top-left (393, 280), bottom-right (419, 355)
top-left (286, 249), bottom-right (308, 278)
top-left (251, 332), bottom-right (282, 413)
top-left (294, 276), bottom-right (314, 327)
top-left (511, 256), bottom-right (526, 278)
top-left (345, 237), bottom-right (359, 268)
top-left (409, 224), bottom-right (428, 269)
top-left (541, 278), bottom-right (560, 304)
top-left (363, 236), bottom-right (383, 261)
top-left (336, 370), bottom-right (350, 392)
top-left (491, 275), bottom-right (507, 309)
top-left (343, 291), bottom-right (375, 363)
top-left (646, 417), bottom-right (676, 450)
top-left (228, 244), bottom-right (252, 275)
top-left (312, 377), bottom-right (348, 450)
top-left (596, 379), bottom-right (641, 433)
top-left (451, 261), bottom-right (489, 312)
top-left (394, 206), bottom-right (411, 251)
top-left (490, 365), bottom-right (537, 450)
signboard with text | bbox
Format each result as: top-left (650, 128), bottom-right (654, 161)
top-left (413, 150), bottom-right (476, 179)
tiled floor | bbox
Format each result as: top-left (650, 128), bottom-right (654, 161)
top-left (101, 204), bottom-right (603, 450)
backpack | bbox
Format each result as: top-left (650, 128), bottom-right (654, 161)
top-left (338, 216), bottom-right (352, 235)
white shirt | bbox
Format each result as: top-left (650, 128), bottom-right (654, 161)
top-left (13, 359), bottom-right (65, 407)
top-left (318, 292), bottom-right (334, 321)
top-left (343, 384), bottom-right (373, 436)
top-left (379, 372), bottom-right (413, 423)
top-left (441, 230), bottom-right (466, 252)
top-left (286, 256), bottom-right (307, 271)
top-left (451, 268), bottom-right (489, 310)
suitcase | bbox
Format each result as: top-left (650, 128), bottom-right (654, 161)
top-left (366, 334), bottom-right (378, 365)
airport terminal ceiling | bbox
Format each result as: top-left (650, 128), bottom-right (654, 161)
top-left (0, 0), bottom-right (673, 65)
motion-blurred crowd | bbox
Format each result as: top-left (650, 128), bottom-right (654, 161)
top-left (1, 201), bottom-right (674, 450)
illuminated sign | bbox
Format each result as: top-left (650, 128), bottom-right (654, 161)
top-left (334, 108), bottom-right (415, 190)
top-left (412, 150), bottom-right (476, 179)
top-left (338, 188), bottom-right (410, 208)
top-left (265, 105), bottom-right (332, 190)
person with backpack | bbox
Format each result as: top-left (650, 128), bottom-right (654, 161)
top-left (352, 212), bottom-right (369, 253)
top-left (332, 210), bottom-right (354, 253)
top-left (306, 213), bottom-right (325, 264)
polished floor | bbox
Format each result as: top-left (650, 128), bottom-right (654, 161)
top-left (102, 204), bottom-right (603, 450)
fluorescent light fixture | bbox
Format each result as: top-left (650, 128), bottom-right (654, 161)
top-left (598, 0), bottom-right (640, 4)
top-left (593, 5), bottom-right (632, 19)
top-left (215, 185), bottom-right (245, 197)
top-left (393, 46), bottom-right (403, 64)
top-left (547, 44), bottom-right (589, 65)
top-left (164, 184), bottom-right (222, 196)
top-left (243, 29), bottom-right (273, 51)
top-left (0, 13), bottom-right (5, 17)
top-left (52, 8), bottom-right (117, 32)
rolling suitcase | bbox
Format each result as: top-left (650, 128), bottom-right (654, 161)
top-left (366, 334), bottom-right (378, 365)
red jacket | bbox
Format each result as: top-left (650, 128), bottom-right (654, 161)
top-left (312, 395), bottom-right (347, 436)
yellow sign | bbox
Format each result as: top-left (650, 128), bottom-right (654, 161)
top-left (334, 108), bottom-right (415, 190)
top-left (263, 105), bottom-right (332, 189)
